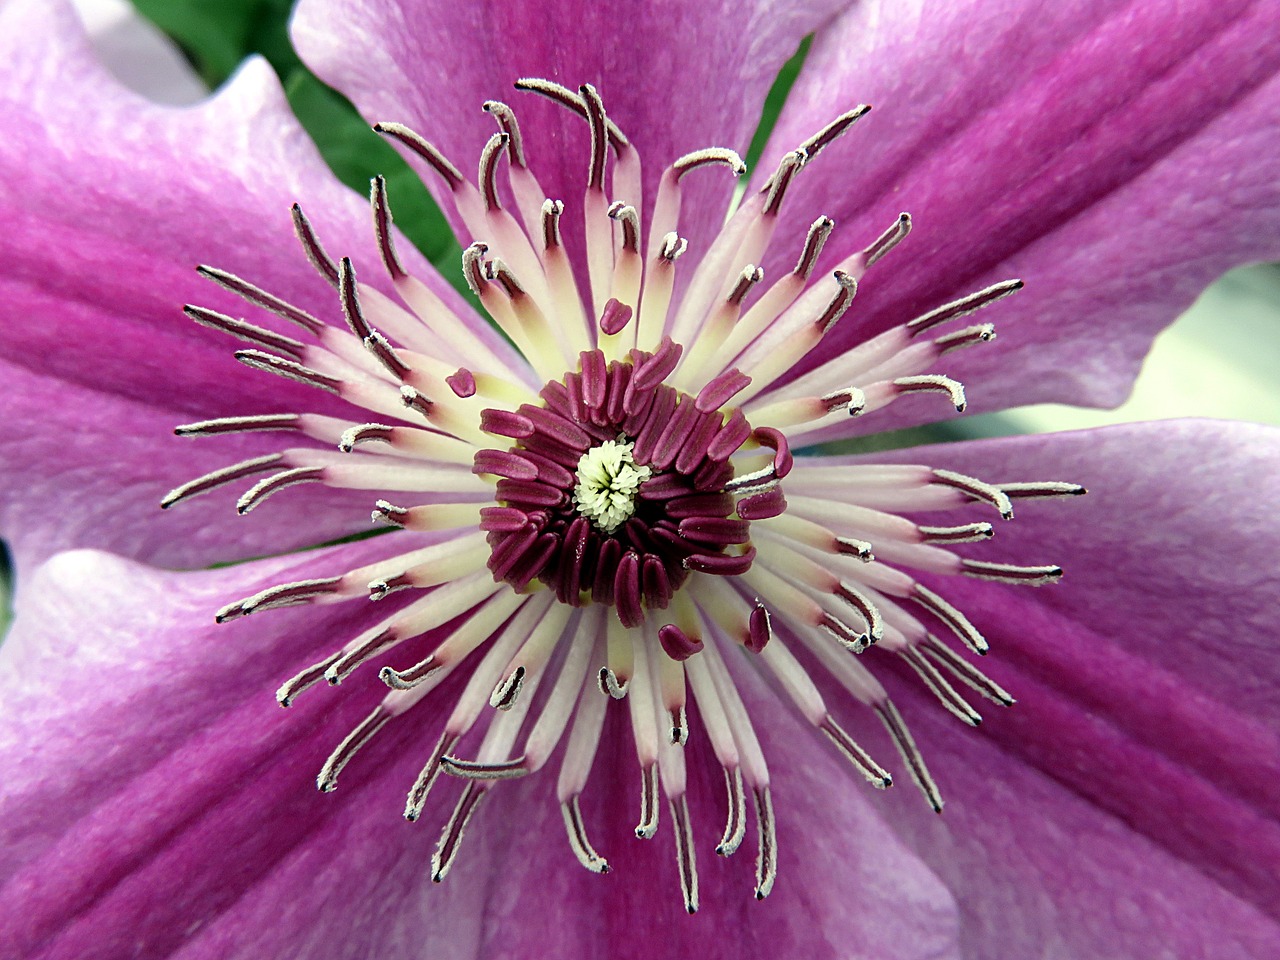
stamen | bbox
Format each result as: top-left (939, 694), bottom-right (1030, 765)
top-left (234, 350), bottom-right (341, 394)
top-left (195, 265), bottom-right (323, 334)
top-left (183, 304), bottom-right (305, 358)
top-left (961, 559), bottom-right (1063, 585)
top-left (636, 763), bottom-right (660, 839)
top-left (917, 522), bottom-right (995, 544)
top-left (216, 576), bottom-right (342, 622)
top-left (860, 212), bottom-right (912, 270)
top-left (874, 700), bottom-right (943, 813)
top-left (160, 453), bottom-right (282, 509)
top-left (932, 469), bottom-right (1015, 519)
top-left (432, 783), bottom-right (486, 882)
top-left (921, 634), bottom-right (1016, 706)
top-left (561, 796), bottom-right (611, 874)
top-left (482, 100), bottom-right (527, 167)
top-left (316, 706), bottom-right (391, 792)
top-left (290, 202), bottom-right (340, 288)
top-left (912, 583), bottom-right (989, 655)
top-left (513, 78), bottom-right (630, 150)
top-left (275, 652), bottom-right (341, 707)
top-left (998, 481), bottom-right (1088, 500)
top-left (717, 767), bottom-right (747, 856)
top-left (907, 279), bottom-right (1023, 337)
top-left (671, 795), bottom-right (700, 914)
top-left (753, 786), bottom-right (777, 900)
top-left (819, 715), bottom-right (893, 787)
top-left (478, 131), bottom-right (508, 212)
top-left (370, 175), bottom-right (406, 280)
top-left (404, 733), bottom-right (459, 821)
top-left (898, 646), bottom-right (983, 727)
top-left (372, 122), bottom-right (465, 191)
top-left (672, 147), bottom-right (746, 179)
top-left (174, 414), bottom-right (300, 437)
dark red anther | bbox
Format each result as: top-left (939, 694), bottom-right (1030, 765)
top-left (446, 367), bottom-right (477, 398)
top-left (649, 398), bottom-right (702, 471)
top-left (632, 337), bottom-right (683, 392)
top-left (678, 517), bottom-right (751, 546)
top-left (496, 479), bottom-right (567, 508)
top-left (614, 551), bottom-right (644, 627)
top-left (473, 449), bottom-right (539, 480)
top-left (592, 537), bottom-right (622, 604)
top-left (675, 410), bottom-right (721, 476)
top-left (659, 624), bottom-right (705, 662)
top-left (707, 408), bottom-right (752, 461)
top-left (642, 554), bottom-right (673, 609)
top-left (666, 492), bottom-right (736, 519)
top-left (684, 547), bottom-right (757, 576)
top-left (481, 408), bottom-right (535, 439)
top-left (580, 349), bottom-right (608, 408)
top-left (631, 386), bottom-right (678, 464)
top-left (752, 427), bottom-right (793, 478)
top-left (480, 507), bottom-right (527, 532)
top-left (508, 533), bottom-right (559, 590)
top-left (736, 487), bottom-right (787, 521)
top-left (747, 601), bottom-right (771, 653)
top-left (519, 404), bottom-right (591, 450)
top-left (599, 298), bottom-right (632, 335)
top-left (695, 369), bottom-right (752, 413)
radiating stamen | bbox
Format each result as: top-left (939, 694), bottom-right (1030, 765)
top-left (962, 559), bottom-right (1063, 585)
top-left (160, 453), bottom-right (283, 509)
top-left (372, 121), bottom-right (466, 190)
top-left (907, 279), bottom-right (1024, 337)
top-left (898, 646), bottom-right (983, 727)
top-left (290, 201), bottom-right (340, 288)
top-left (921, 634), bottom-right (1016, 706)
top-left (370, 175), bottom-right (406, 280)
top-left (561, 795), bottom-right (611, 874)
top-left (174, 414), bottom-right (301, 437)
top-left (316, 705), bottom-right (392, 792)
top-left (195, 265), bottom-right (324, 334)
top-left (432, 783), bottom-right (486, 882)
top-left (753, 786), bottom-right (777, 900)
top-left (671, 795), bottom-right (700, 914)
top-left (183, 304), bottom-right (306, 358)
top-left (874, 699), bottom-right (943, 812)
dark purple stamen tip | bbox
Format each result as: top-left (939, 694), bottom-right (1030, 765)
top-left (446, 367), bottom-right (477, 398)
top-left (599, 298), bottom-right (633, 335)
top-left (659, 624), bottom-right (705, 661)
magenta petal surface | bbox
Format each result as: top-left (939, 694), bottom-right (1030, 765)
top-left (846, 420), bottom-right (1280, 955)
top-left (767, 0), bottom-right (1280, 415)
top-left (292, 0), bottom-right (850, 256)
top-left (0, 0), bottom-right (474, 573)
top-left (0, 544), bottom-right (960, 960)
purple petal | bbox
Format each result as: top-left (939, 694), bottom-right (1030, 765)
top-left (0, 543), bottom-right (960, 958)
top-left (0, 0), bottom-right (478, 572)
top-left (291, 0), bottom-right (851, 259)
top-left (843, 420), bottom-right (1280, 953)
top-left (767, 0), bottom-right (1280, 415)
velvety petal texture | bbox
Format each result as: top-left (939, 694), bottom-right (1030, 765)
top-left (291, 0), bottom-right (850, 263)
top-left (845, 420), bottom-right (1280, 957)
top-left (766, 0), bottom-right (1280, 419)
top-left (0, 0), bottom-right (494, 575)
top-left (0, 542), bottom-right (959, 960)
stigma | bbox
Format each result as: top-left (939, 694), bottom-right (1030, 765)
top-left (163, 80), bottom-right (1083, 913)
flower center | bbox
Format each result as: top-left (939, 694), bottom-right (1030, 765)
top-left (476, 344), bottom-right (764, 627)
top-left (573, 438), bottom-right (650, 532)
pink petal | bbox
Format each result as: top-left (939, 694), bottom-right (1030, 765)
top-left (0, 0), bottom-right (481, 572)
top-left (291, 0), bottom-right (851, 260)
top-left (0, 541), bottom-right (959, 958)
top-left (842, 419), bottom-right (1280, 953)
top-left (766, 0), bottom-right (1280, 415)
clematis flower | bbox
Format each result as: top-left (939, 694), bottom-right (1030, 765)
top-left (2, 0), bottom-right (1280, 957)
